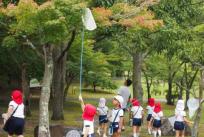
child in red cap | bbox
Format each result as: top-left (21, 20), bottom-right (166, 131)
top-left (146, 98), bottom-right (155, 134)
top-left (151, 103), bottom-right (163, 137)
top-left (130, 99), bottom-right (144, 137)
top-left (79, 95), bottom-right (96, 137)
top-left (2, 89), bottom-right (25, 137)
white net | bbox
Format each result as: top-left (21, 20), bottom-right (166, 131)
top-left (187, 98), bottom-right (199, 118)
top-left (82, 8), bottom-right (97, 31)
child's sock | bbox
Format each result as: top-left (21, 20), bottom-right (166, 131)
top-left (97, 128), bottom-right (101, 135)
top-left (133, 133), bottom-right (137, 137)
top-left (148, 128), bottom-right (152, 134)
top-left (153, 131), bottom-right (157, 137)
top-left (103, 134), bottom-right (107, 137)
top-left (158, 130), bottom-right (161, 136)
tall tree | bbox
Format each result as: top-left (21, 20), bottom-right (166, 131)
top-left (92, 1), bottom-right (163, 102)
top-left (51, 0), bottom-right (81, 120)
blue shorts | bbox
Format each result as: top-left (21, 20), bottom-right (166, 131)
top-left (112, 122), bottom-right (119, 133)
top-left (5, 116), bottom-right (25, 135)
top-left (153, 120), bottom-right (161, 128)
top-left (147, 114), bottom-right (152, 121)
top-left (174, 121), bottom-right (185, 131)
top-left (99, 115), bottom-right (108, 124)
top-left (133, 118), bottom-right (142, 126)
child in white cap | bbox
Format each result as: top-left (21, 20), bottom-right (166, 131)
top-left (109, 95), bottom-right (124, 137)
top-left (174, 99), bottom-right (192, 137)
top-left (97, 98), bottom-right (109, 137)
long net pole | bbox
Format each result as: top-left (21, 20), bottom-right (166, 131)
top-left (79, 27), bottom-right (85, 95)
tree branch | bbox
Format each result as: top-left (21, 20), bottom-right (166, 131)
top-left (57, 30), bottom-right (76, 62)
top-left (25, 38), bottom-right (44, 59)
top-left (201, 99), bottom-right (204, 104)
top-left (189, 69), bottom-right (199, 88)
top-left (110, 0), bottom-right (160, 20)
top-left (175, 82), bottom-right (188, 91)
top-left (172, 62), bottom-right (184, 78)
top-left (183, 1), bottom-right (204, 6)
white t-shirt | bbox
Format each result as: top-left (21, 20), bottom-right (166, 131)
top-left (110, 108), bottom-right (124, 122)
top-left (9, 101), bottom-right (25, 119)
top-left (97, 106), bottom-right (108, 116)
top-left (152, 111), bottom-right (163, 120)
top-left (146, 105), bottom-right (154, 114)
top-left (117, 86), bottom-right (130, 109)
top-left (175, 110), bottom-right (186, 122)
top-left (131, 106), bottom-right (143, 119)
top-left (83, 120), bottom-right (94, 135)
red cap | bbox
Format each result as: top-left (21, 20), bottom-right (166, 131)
top-left (132, 98), bottom-right (140, 106)
top-left (82, 104), bottom-right (96, 121)
top-left (148, 98), bottom-right (155, 107)
top-left (154, 103), bottom-right (161, 113)
top-left (11, 90), bottom-right (23, 105)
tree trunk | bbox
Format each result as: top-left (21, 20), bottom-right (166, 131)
top-left (51, 30), bottom-right (76, 120)
top-left (51, 46), bottom-right (67, 120)
top-left (93, 82), bottom-right (96, 92)
top-left (38, 44), bottom-right (53, 137)
top-left (178, 80), bottom-right (183, 100)
top-left (191, 70), bottom-right (204, 137)
top-left (144, 71), bottom-right (151, 99)
top-left (64, 72), bottom-right (75, 102)
top-left (21, 63), bottom-right (31, 116)
top-left (132, 52), bottom-right (143, 103)
top-left (167, 71), bottom-right (173, 105)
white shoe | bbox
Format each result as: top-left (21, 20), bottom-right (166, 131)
top-left (122, 126), bottom-right (125, 131)
top-left (97, 129), bottom-right (101, 136)
top-left (153, 131), bottom-right (157, 137)
top-left (148, 128), bottom-right (152, 135)
top-left (103, 134), bottom-right (107, 137)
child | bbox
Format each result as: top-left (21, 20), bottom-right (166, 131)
top-left (174, 100), bottom-right (192, 137)
top-left (97, 98), bottom-right (109, 137)
top-left (146, 98), bottom-right (155, 134)
top-left (151, 103), bottom-right (163, 137)
top-left (2, 89), bottom-right (25, 137)
top-left (79, 95), bottom-right (97, 137)
top-left (131, 99), bottom-right (144, 137)
top-left (110, 95), bottom-right (124, 137)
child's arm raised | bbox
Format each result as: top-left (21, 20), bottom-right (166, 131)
top-left (79, 95), bottom-right (85, 112)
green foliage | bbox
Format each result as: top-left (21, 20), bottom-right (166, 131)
top-left (2, 36), bottom-right (18, 48)
top-left (67, 35), bottom-right (117, 90)
top-left (92, 0), bottom-right (115, 7)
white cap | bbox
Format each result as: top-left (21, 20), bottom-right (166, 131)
top-left (176, 100), bottom-right (185, 111)
top-left (98, 98), bottom-right (106, 108)
top-left (114, 95), bottom-right (124, 106)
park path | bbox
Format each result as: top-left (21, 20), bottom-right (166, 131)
top-left (67, 97), bottom-right (167, 103)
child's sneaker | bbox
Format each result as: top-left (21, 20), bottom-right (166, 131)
top-left (103, 134), bottom-right (107, 137)
top-left (122, 126), bottom-right (125, 131)
top-left (148, 128), bottom-right (152, 135)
